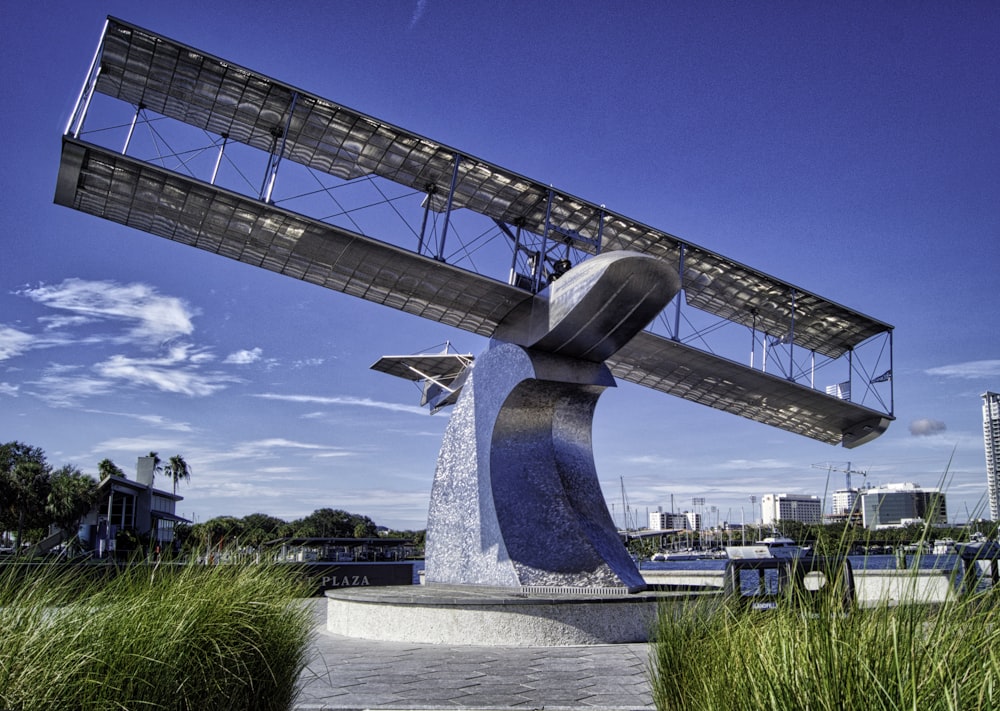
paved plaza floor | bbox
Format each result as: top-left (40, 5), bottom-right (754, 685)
top-left (294, 600), bottom-right (656, 711)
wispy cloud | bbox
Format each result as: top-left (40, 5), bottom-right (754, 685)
top-left (719, 458), bottom-right (795, 470)
top-left (254, 393), bottom-right (427, 416)
top-left (96, 345), bottom-right (240, 396)
top-left (37, 315), bottom-right (93, 330)
top-left (410, 0), bottom-right (427, 28)
top-left (188, 438), bottom-right (360, 472)
top-left (925, 359), bottom-right (1000, 379)
top-left (28, 370), bottom-right (116, 407)
top-left (0, 382), bottom-right (18, 397)
top-left (224, 347), bottom-right (262, 365)
top-left (292, 357), bottom-right (325, 369)
top-left (0, 325), bottom-right (37, 361)
top-left (621, 454), bottom-right (676, 467)
top-left (90, 435), bottom-right (189, 458)
top-left (19, 279), bottom-right (197, 344)
top-left (82, 408), bottom-right (194, 432)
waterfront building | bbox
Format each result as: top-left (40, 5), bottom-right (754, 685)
top-left (831, 488), bottom-right (859, 516)
top-left (648, 511), bottom-right (688, 531)
top-left (79, 456), bottom-right (188, 557)
top-left (761, 493), bottom-right (823, 526)
top-left (825, 488), bottom-right (865, 526)
top-left (859, 482), bottom-right (946, 529)
top-left (984, 391), bottom-right (1000, 520)
top-left (685, 511), bottom-right (702, 531)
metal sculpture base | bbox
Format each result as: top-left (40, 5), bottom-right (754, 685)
top-left (424, 341), bottom-right (646, 593)
top-left (324, 584), bottom-right (680, 645)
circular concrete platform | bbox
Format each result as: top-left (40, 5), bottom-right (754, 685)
top-left (325, 584), bottom-right (717, 646)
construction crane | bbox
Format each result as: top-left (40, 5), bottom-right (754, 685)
top-left (812, 461), bottom-right (869, 491)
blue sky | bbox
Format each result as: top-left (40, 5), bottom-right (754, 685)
top-left (2, 2), bottom-right (998, 531)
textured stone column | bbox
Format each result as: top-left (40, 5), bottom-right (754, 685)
top-left (425, 342), bottom-right (646, 592)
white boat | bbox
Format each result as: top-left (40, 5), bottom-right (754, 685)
top-left (932, 538), bottom-right (957, 555)
top-left (650, 549), bottom-right (724, 562)
top-left (760, 536), bottom-right (809, 558)
top-left (725, 537), bottom-right (809, 560)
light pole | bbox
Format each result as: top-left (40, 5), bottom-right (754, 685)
top-left (693, 497), bottom-right (705, 548)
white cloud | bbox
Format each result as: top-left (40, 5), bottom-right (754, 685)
top-left (20, 279), bottom-right (197, 344)
top-left (96, 347), bottom-right (239, 397)
top-left (410, 0), bottom-right (427, 28)
top-left (0, 326), bottom-right (35, 361)
top-left (224, 347), bottom-right (263, 365)
top-left (37, 315), bottom-right (94, 330)
top-left (292, 357), bottom-right (325, 368)
top-left (243, 438), bottom-right (331, 451)
top-left (621, 454), bottom-right (676, 467)
top-left (33, 379), bottom-right (115, 406)
top-left (719, 458), bottom-right (794, 470)
top-left (254, 392), bottom-right (427, 415)
top-left (0, 382), bottom-right (18, 397)
top-left (189, 438), bottom-right (359, 470)
top-left (91, 435), bottom-right (188, 456)
top-left (82, 408), bottom-right (194, 432)
top-left (925, 360), bottom-right (1000, 379)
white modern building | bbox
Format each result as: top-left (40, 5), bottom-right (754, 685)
top-left (648, 510), bottom-right (689, 531)
top-left (831, 488), bottom-right (859, 516)
top-left (859, 482), bottom-right (946, 530)
top-left (761, 493), bottom-right (823, 526)
top-left (984, 391), bottom-right (1000, 520)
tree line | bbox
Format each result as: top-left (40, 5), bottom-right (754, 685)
top-left (177, 510), bottom-right (426, 553)
top-left (0, 441), bottom-right (97, 552)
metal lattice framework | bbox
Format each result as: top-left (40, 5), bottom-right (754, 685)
top-left (55, 16), bottom-right (894, 447)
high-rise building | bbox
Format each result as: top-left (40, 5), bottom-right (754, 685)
top-left (648, 511), bottom-right (688, 531)
top-left (859, 482), bottom-right (946, 529)
top-left (984, 392), bottom-right (1000, 520)
top-left (685, 511), bottom-right (702, 531)
top-left (761, 493), bottom-right (823, 525)
top-left (832, 488), bottom-right (859, 516)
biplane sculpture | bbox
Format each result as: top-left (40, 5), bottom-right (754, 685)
top-left (55, 18), bottom-right (894, 592)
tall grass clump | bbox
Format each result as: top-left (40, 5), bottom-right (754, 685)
top-left (650, 558), bottom-right (1000, 710)
top-left (0, 559), bottom-right (313, 710)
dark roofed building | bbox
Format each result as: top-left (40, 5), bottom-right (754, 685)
top-left (80, 456), bottom-right (188, 557)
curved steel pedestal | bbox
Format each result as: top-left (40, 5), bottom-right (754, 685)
top-left (424, 342), bottom-right (646, 593)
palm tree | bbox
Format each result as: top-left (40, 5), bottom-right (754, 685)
top-left (147, 452), bottom-right (163, 486)
top-left (97, 458), bottom-right (124, 481)
top-left (9, 460), bottom-right (50, 553)
top-left (164, 455), bottom-right (191, 495)
top-left (46, 466), bottom-right (98, 550)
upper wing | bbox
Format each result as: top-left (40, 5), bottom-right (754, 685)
top-left (56, 139), bottom-right (531, 336)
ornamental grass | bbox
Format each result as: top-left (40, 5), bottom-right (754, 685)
top-left (0, 559), bottom-right (313, 711)
top-left (651, 577), bottom-right (1000, 711)
top-left (650, 509), bottom-right (1000, 711)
